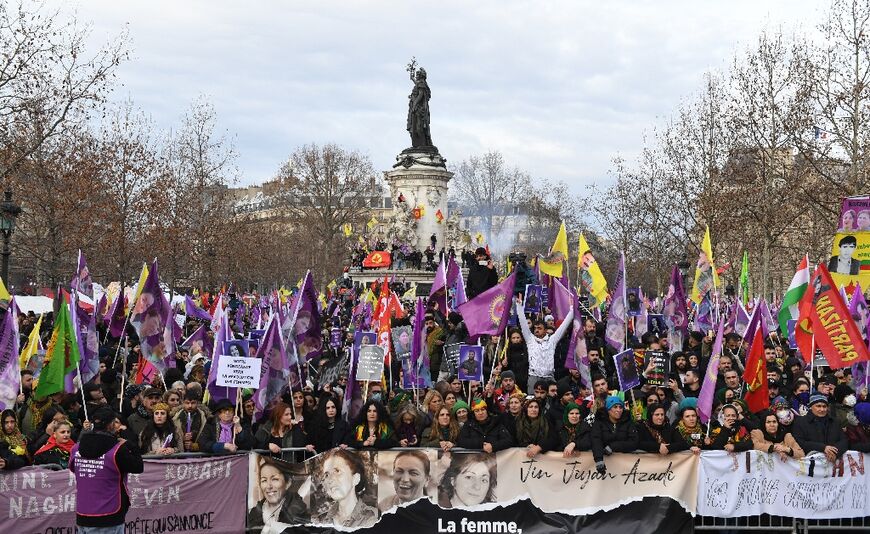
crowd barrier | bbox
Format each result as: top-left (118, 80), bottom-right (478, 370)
top-left (3, 448), bottom-right (870, 533)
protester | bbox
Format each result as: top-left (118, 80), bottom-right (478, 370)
top-left (172, 390), bottom-right (208, 452)
top-left (709, 404), bottom-right (752, 452)
top-left (514, 397), bottom-right (553, 457)
top-left (306, 396), bottom-right (350, 453)
top-left (671, 405), bottom-right (709, 454)
top-left (33, 419), bottom-right (75, 468)
top-left (0, 409), bottom-right (28, 469)
top-left (751, 410), bottom-right (805, 460)
top-left (637, 405), bottom-right (675, 455)
top-left (845, 402), bottom-right (870, 452)
top-left (198, 399), bottom-right (255, 453)
top-left (559, 402), bottom-right (591, 457)
top-left (255, 401), bottom-right (305, 459)
top-left (347, 400), bottom-right (397, 449)
top-left (515, 296), bottom-right (574, 389)
top-left (457, 399), bottom-right (514, 452)
top-left (69, 407), bottom-right (143, 533)
top-left (421, 406), bottom-right (460, 450)
top-left (792, 392), bottom-right (848, 462)
top-left (590, 396), bottom-right (638, 474)
top-left (138, 402), bottom-right (181, 455)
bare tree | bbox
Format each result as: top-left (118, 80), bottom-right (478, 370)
top-left (449, 151), bottom-right (529, 245)
top-left (0, 1), bottom-right (129, 180)
top-left (274, 143), bottom-right (379, 284)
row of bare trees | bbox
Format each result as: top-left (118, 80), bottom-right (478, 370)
top-left (595, 0), bottom-right (870, 298)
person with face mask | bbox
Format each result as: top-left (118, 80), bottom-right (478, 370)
top-left (845, 402), bottom-right (870, 452)
top-left (833, 384), bottom-right (859, 430)
top-left (770, 396), bottom-right (796, 434)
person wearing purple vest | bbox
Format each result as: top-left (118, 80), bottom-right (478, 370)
top-left (69, 406), bottom-right (144, 533)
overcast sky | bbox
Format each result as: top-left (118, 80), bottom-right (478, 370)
top-left (51, 0), bottom-right (822, 191)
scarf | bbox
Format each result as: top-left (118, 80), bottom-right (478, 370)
top-left (397, 422), bottom-right (417, 443)
top-left (35, 435), bottom-right (75, 457)
top-left (29, 397), bottom-right (54, 430)
top-left (761, 426), bottom-right (786, 444)
top-left (438, 425), bottom-right (454, 441)
top-left (0, 428), bottom-right (26, 453)
top-left (644, 421), bottom-right (666, 444)
top-left (676, 420), bottom-right (704, 447)
top-left (354, 422), bottom-right (392, 442)
top-left (515, 414), bottom-right (548, 446)
top-left (218, 421), bottom-right (234, 443)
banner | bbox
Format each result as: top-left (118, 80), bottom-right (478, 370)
top-left (1, 455), bottom-right (247, 533)
top-left (830, 232), bottom-right (870, 289)
top-left (246, 449), bottom-right (697, 532)
top-left (698, 450), bottom-right (870, 519)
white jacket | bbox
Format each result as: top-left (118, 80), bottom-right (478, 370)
top-left (516, 301), bottom-right (574, 377)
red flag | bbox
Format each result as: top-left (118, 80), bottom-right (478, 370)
top-left (801, 264), bottom-right (870, 369)
top-left (742, 327), bottom-right (769, 413)
top-left (795, 270), bottom-right (815, 364)
top-left (363, 251), bottom-right (391, 268)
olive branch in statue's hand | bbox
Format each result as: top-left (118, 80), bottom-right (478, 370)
top-left (406, 57), bottom-right (418, 76)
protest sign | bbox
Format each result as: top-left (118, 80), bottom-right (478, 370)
top-left (329, 327), bottom-right (343, 349)
top-left (643, 350), bottom-right (670, 386)
top-left (216, 356), bottom-right (261, 388)
top-left (0, 455), bottom-right (248, 533)
top-left (391, 325), bottom-right (413, 360)
top-left (356, 345), bottom-right (385, 382)
top-left (614, 349), bottom-right (640, 391)
top-left (698, 450), bottom-right (870, 519)
top-left (458, 345), bottom-right (483, 381)
top-left (222, 339), bottom-right (250, 358)
top-left (443, 343), bottom-right (461, 374)
top-left (524, 284), bottom-right (542, 314)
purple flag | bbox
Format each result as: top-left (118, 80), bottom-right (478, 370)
top-left (564, 289), bottom-right (592, 388)
top-left (0, 301), bottom-right (20, 410)
top-left (849, 282), bottom-right (869, 342)
top-left (698, 317), bottom-right (725, 424)
top-left (549, 277), bottom-right (573, 326)
top-left (234, 303), bottom-right (246, 334)
top-left (94, 293), bottom-right (107, 325)
top-left (289, 271), bottom-right (323, 376)
top-left (181, 324), bottom-right (214, 359)
top-left (410, 297), bottom-right (431, 387)
top-left (446, 256), bottom-right (461, 289)
top-left (107, 291), bottom-right (128, 338)
top-left (456, 271), bottom-right (517, 337)
top-left (662, 265), bottom-right (687, 351)
top-left (71, 251), bottom-right (99, 384)
top-left (253, 316), bottom-right (290, 421)
top-left (452, 265), bottom-right (468, 308)
top-left (429, 258), bottom-right (448, 313)
top-left (185, 295), bottom-right (213, 322)
top-left (130, 261), bottom-right (175, 375)
top-left (604, 253), bottom-right (627, 352)
top-left (207, 294), bottom-right (238, 402)
top-left (635, 288), bottom-right (649, 339)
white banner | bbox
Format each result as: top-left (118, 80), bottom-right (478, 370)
top-left (698, 450), bottom-right (870, 519)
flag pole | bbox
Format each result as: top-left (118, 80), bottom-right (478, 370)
top-left (76, 362), bottom-right (89, 423)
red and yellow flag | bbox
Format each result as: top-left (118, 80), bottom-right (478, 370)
top-left (742, 327), bottom-right (769, 413)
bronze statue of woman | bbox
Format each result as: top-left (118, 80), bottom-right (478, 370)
top-left (407, 62), bottom-right (433, 148)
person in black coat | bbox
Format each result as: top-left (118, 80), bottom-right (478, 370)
top-left (465, 248), bottom-right (498, 300)
top-left (559, 402), bottom-right (591, 457)
top-left (198, 399), bottom-right (255, 454)
top-left (591, 396), bottom-right (639, 473)
top-left (457, 399), bottom-right (514, 452)
top-left (306, 396), bottom-right (350, 453)
top-left (792, 393), bottom-right (849, 462)
top-left (513, 398), bottom-right (555, 457)
top-left (637, 405), bottom-right (678, 455)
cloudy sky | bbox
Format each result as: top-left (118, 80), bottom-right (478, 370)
top-left (51, 0), bottom-right (822, 191)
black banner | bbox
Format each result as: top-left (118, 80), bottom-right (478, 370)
top-left (289, 497), bottom-right (692, 534)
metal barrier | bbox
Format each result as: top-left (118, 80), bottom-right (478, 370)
top-left (694, 515), bottom-right (870, 532)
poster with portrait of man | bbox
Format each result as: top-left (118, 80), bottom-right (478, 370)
top-left (524, 284), bottom-right (542, 314)
top-left (457, 345), bottom-right (483, 382)
top-left (829, 232), bottom-right (870, 290)
top-left (613, 349), bottom-right (641, 391)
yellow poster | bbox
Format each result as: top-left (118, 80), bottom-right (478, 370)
top-left (829, 231), bottom-right (870, 290)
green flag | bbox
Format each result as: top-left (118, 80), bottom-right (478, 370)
top-left (739, 251), bottom-right (750, 306)
top-left (34, 298), bottom-right (80, 399)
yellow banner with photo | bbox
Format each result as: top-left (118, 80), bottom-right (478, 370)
top-left (829, 231), bottom-right (870, 291)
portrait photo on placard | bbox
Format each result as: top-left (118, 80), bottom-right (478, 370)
top-left (247, 453), bottom-right (310, 533)
top-left (457, 345), bottom-right (483, 382)
top-left (391, 326), bottom-right (413, 360)
top-left (223, 339), bottom-right (250, 358)
top-left (626, 288), bottom-right (642, 316)
top-left (524, 284), bottom-right (542, 314)
top-left (377, 449), bottom-right (439, 513)
top-left (613, 348), bottom-right (641, 391)
top-left (434, 451), bottom-right (497, 509)
top-left (309, 449), bottom-right (379, 529)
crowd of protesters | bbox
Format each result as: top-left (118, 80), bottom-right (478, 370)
top-left (2, 247), bottom-right (868, 488)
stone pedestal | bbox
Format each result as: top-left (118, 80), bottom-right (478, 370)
top-left (384, 146), bottom-right (453, 253)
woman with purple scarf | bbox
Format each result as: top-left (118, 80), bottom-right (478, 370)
top-left (198, 398), bottom-right (254, 453)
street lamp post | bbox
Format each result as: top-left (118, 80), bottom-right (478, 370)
top-left (0, 191), bottom-right (22, 284)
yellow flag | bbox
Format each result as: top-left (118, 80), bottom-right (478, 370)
top-left (278, 286), bottom-right (291, 304)
top-left (475, 232), bottom-right (484, 244)
top-left (128, 263), bottom-right (149, 313)
top-left (367, 216), bottom-right (378, 231)
top-left (342, 223), bottom-right (353, 237)
top-left (539, 221), bottom-right (568, 277)
top-left (19, 313), bottom-right (43, 369)
top-left (691, 225), bottom-right (720, 304)
top-left (0, 276), bottom-right (10, 306)
top-left (402, 284), bottom-right (417, 300)
top-left (327, 280), bottom-right (337, 292)
top-left (577, 233), bottom-right (608, 308)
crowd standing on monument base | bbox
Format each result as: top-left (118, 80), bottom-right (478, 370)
top-left (0, 242), bottom-right (868, 532)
